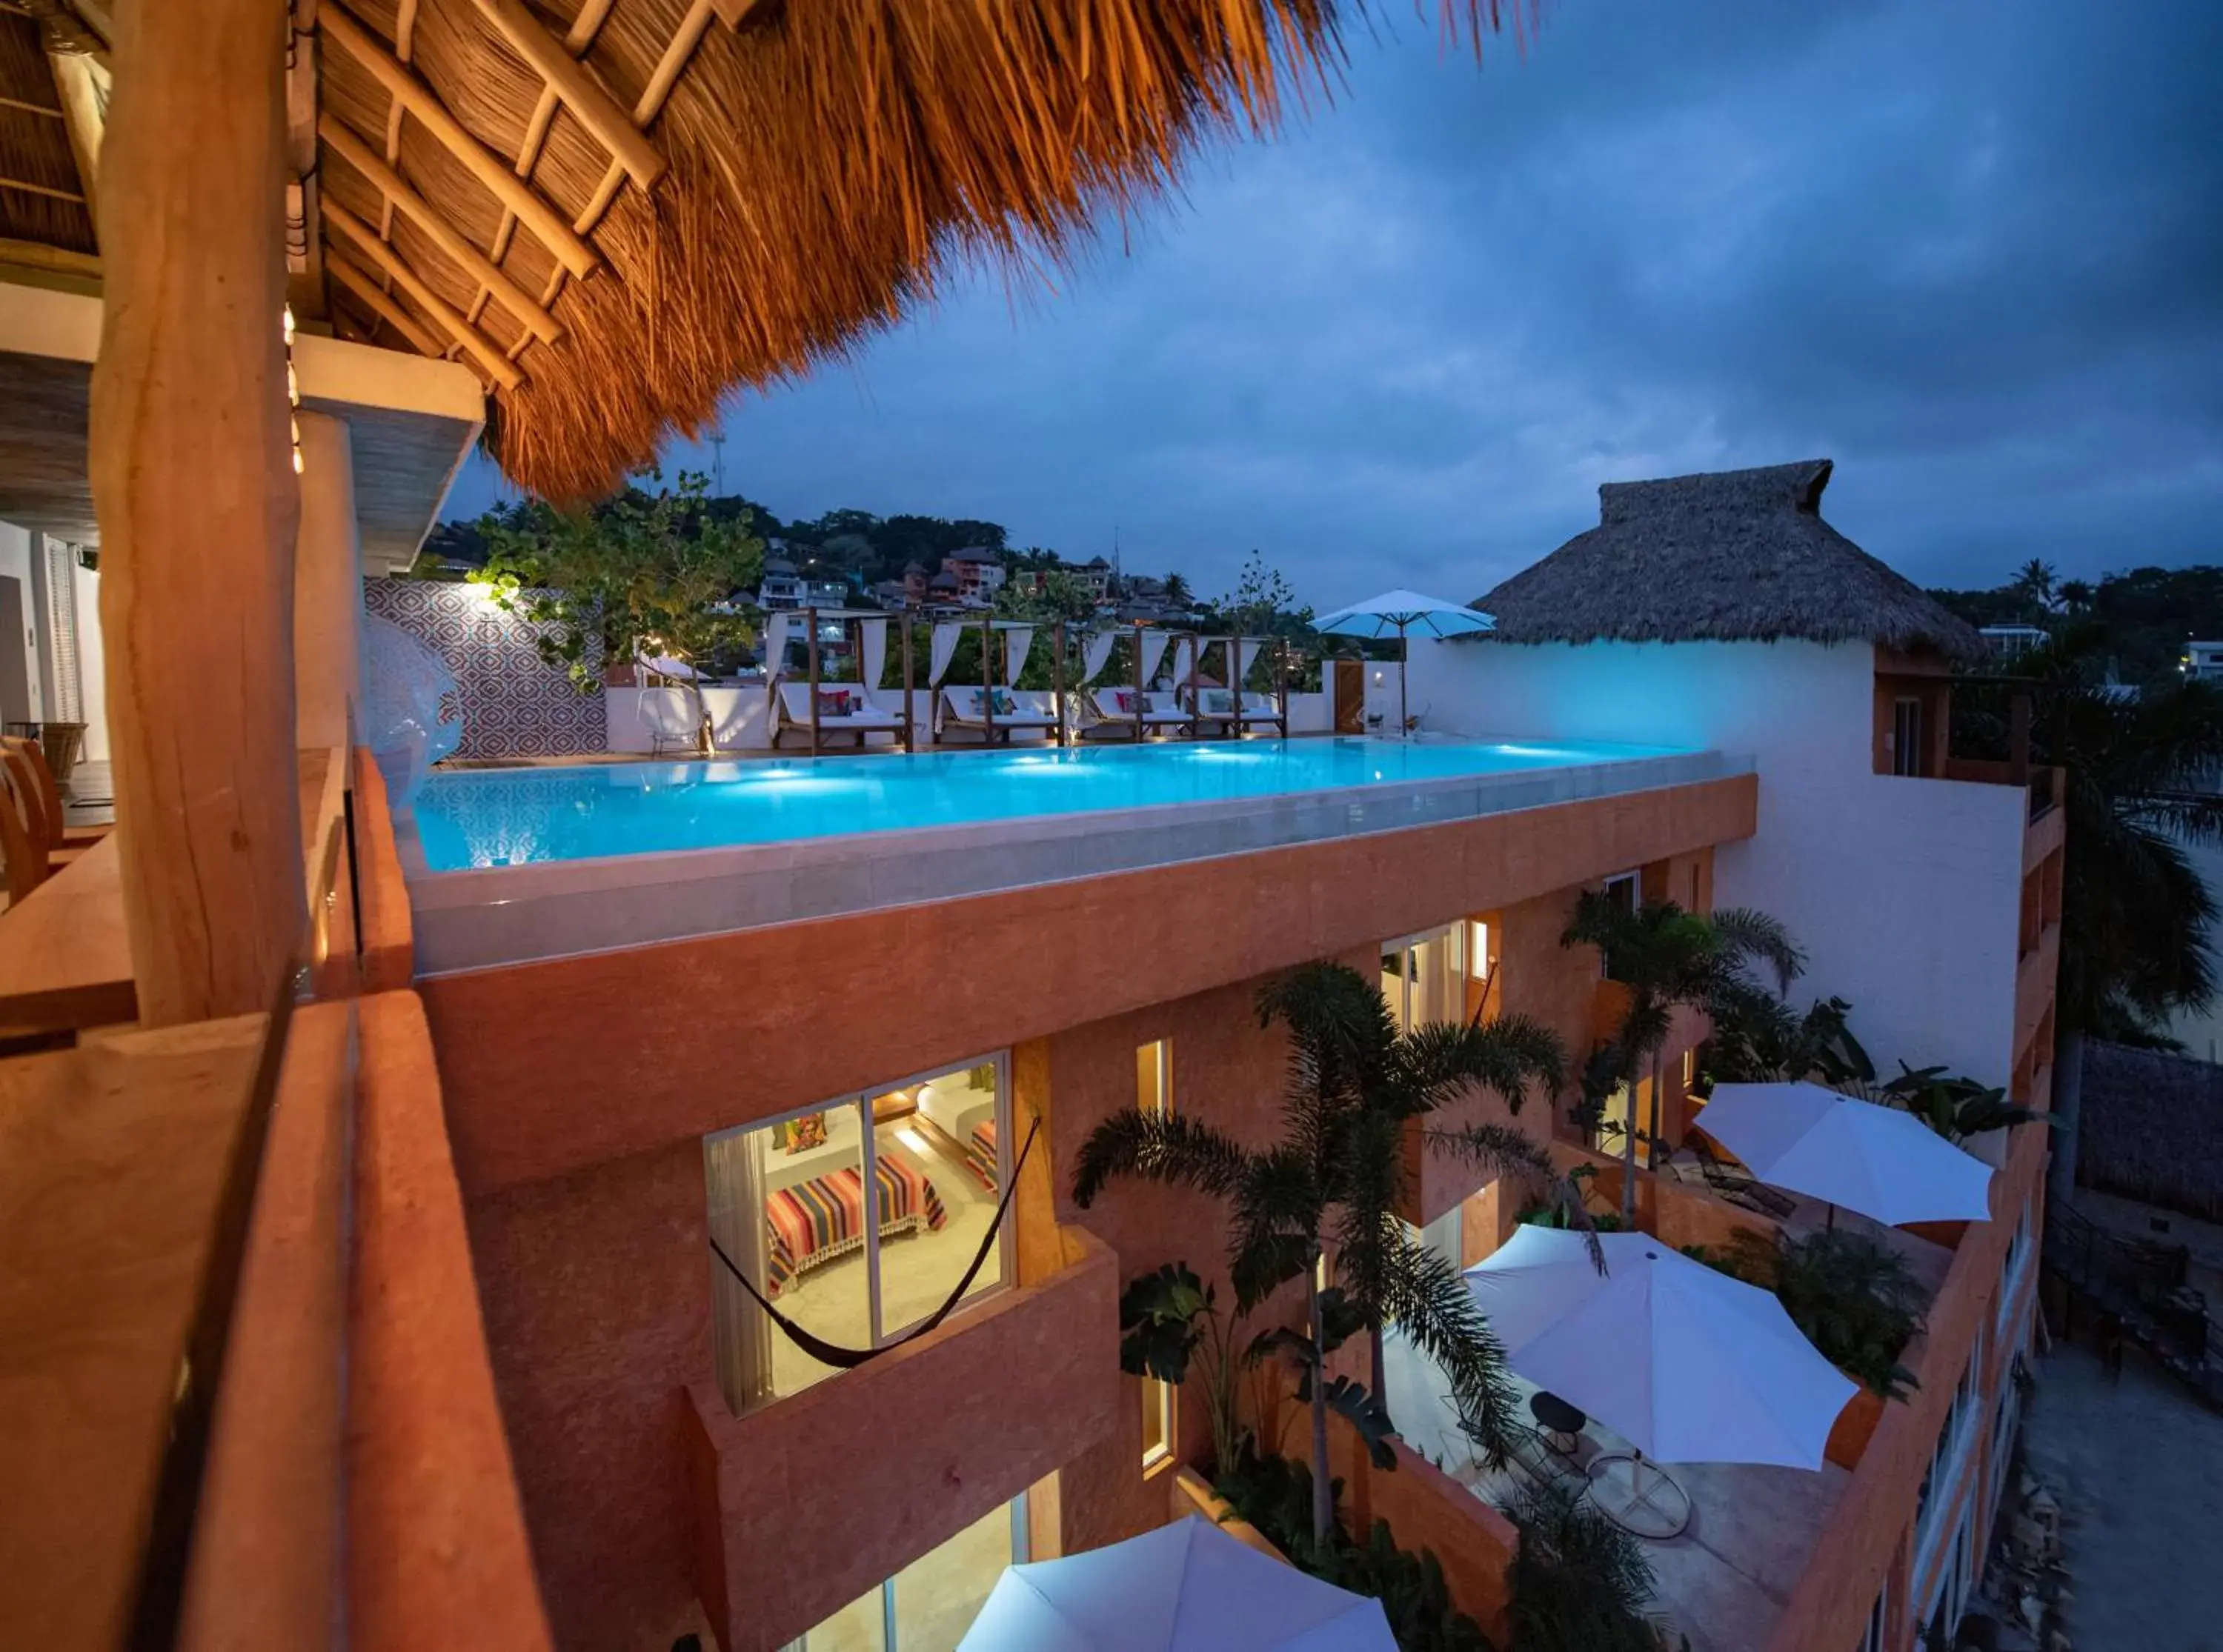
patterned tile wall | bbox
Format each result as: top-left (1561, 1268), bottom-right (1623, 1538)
top-left (363, 578), bottom-right (606, 759)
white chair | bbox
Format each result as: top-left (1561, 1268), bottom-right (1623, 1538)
top-left (639, 687), bottom-right (700, 756)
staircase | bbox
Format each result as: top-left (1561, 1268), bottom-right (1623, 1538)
top-left (2044, 1200), bottom-right (2223, 1410)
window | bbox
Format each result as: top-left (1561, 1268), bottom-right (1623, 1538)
top-left (1892, 696), bottom-right (1927, 778)
top-left (1599, 873), bottom-right (1639, 980)
top-left (795, 1495), bottom-right (1029, 1651)
top-left (1381, 922), bottom-right (1466, 1032)
top-left (1469, 920), bottom-right (1492, 977)
top-left (1136, 1039), bottom-right (1169, 1119)
top-left (1136, 1037), bottom-right (1178, 1471)
top-left (703, 1053), bottom-right (1012, 1416)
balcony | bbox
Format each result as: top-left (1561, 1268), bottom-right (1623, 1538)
top-left (682, 1227), bottom-right (1119, 1652)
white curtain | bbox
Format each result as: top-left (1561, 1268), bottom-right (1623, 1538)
top-left (762, 611), bottom-right (791, 679)
top-left (1226, 638), bottom-right (1249, 693)
top-left (1003, 625), bottom-right (1034, 686)
top-left (1080, 631), bottom-right (1116, 686)
top-left (930, 620), bottom-right (964, 686)
top-left (1140, 630), bottom-right (1172, 687)
top-left (1169, 633), bottom-right (1197, 688)
top-left (858, 616), bottom-right (888, 694)
top-left (703, 1126), bottom-right (774, 1416)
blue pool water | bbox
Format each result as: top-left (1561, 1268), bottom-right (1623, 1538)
top-left (409, 737), bottom-right (1692, 871)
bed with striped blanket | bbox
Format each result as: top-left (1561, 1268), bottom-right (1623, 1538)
top-left (765, 1156), bottom-right (948, 1293)
top-left (965, 1119), bottom-right (997, 1192)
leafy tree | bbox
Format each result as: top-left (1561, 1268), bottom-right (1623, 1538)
top-left (1758, 1228), bottom-right (1926, 1399)
top-left (1561, 892), bottom-right (1804, 1219)
top-left (994, 569), bottom-right (1097, 627)
top-left (1700, 991), bottom-right (1873, 1090)
top-left (1955, 622), bottom-right (2223, 1064)
top-left (475, 470), bottom-right (764, 752)
top-left (1163, 572), bottom-right (1194, 610)
top-left (1072, 961), bottom-right (1568, 1547)
top-left (1504, 1480), bottom-right (1666, 1652)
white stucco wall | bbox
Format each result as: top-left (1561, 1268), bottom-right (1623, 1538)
top-left (72, 556), bottom-right (109, 762)
top-left (1405, 636), bottom-right (2029, 1084)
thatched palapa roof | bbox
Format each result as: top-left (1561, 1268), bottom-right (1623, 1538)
top-left (299, 0), bottom-right (1530, 503)
top-left (1472, 459), bottom-right (1984, 661)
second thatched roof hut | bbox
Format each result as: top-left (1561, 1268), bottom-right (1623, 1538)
top-left (1470, 459), bottom-right (1983, 661)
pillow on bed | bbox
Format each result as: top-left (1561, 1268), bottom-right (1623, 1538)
top-left (815, 687), bottom-right (853, 717)
top-left (1106, 688), bottom-right (1135, 714)
top-left (783, 1112), bottom-right (828, 1152)
top-left (988, 687), bottom-right (1018, 716)
top-left (1202, 689), bottom-right (1234, 715)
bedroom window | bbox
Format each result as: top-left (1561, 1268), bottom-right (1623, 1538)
top-left (702, 1052), bottom-right (1011, 1417)
top-left (1381, 922), bottom-right (1466, 1032)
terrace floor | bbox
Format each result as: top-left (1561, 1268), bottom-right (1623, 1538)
top-left (1384, 1332), bottom-right (1850, 1651)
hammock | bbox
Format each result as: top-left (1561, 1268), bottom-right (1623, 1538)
top-left (709, 1117), bottom-right (1040, 1370)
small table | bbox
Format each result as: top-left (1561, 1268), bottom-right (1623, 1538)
top-left (1529, 1390), bottom-right (1588, 1456)
top-left (1586, 1451), bottom-right (1693, 1540)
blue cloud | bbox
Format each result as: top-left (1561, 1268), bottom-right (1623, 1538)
top-left (444, 0), bottom-right (2222, 609)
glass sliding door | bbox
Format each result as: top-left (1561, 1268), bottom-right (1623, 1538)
top-left (1380, 922), bottom-right (1466, 1033)
top-left (790, 1496), bottom-right (1028, 1652)
top-left (705, 1052), bottom-right (1012, 1416)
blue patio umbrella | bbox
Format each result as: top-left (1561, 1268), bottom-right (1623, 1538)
top-left (956, 1514), bottom-right (1396, 1651)
top-left (1312, 590), bottom-right (1495, 738)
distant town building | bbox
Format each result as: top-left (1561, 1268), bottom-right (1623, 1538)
top-left (2183, 640), bottom-right (2223, 682)
top-left (1979, 624), bottom-right (2050, 659)
top-left (940, 546), bottom-right (1006, 603)
top-left (757, 556), bottom-right (850, 612)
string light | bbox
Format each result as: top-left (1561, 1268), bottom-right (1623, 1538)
top-left (284, 303), bottom-right (304, 474)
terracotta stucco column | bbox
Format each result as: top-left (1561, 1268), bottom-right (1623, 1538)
top-left (89, 0), bottom-right (305, 1023)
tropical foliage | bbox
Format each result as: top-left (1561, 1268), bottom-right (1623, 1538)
top-left (1698, 990), bottom-right (1873, 1090)
top-left (1213, 1442), bottom-right (1495, 1652)
top-left (1114, 1262), bottom-right (1252, 1478)
top-left (1875, 1063), bottom-right (2053, 1145)
top-left (1953, 619), bottom-right (2223, 1048)
top-left (1561, 891), bottom-right (1804, 1216)
top-left (1503, 1481), bottom-right (1667, 1652)
top-left (1752, 1228), bottom-right (1927, 1400)
top-left (1074, 960), bottom-right (1567, 1544)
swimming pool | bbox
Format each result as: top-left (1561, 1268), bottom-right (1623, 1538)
top-left (408, 736), bottom-right (1698, 871)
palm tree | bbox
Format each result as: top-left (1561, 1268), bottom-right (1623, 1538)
top-left (2057, 578), bottom-right (2095, 613)
top-left (1955, 624), bottom-right (2223, 1190)
top-left (2014, 557), bottom-right (2058, 616)
top-left (1163, 571), bottom-right (1194, 610)
top-left (1561, 892), bottom-right (1804, 1219)
top-left (1071, 960), bottom-right (1567, 1548)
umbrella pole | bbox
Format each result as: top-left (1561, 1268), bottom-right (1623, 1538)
top-left (1399, 622), bottom-right (1410, 738)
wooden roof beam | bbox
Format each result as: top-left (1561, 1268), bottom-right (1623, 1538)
top-left (322, 202), bottom-right (525, 391)
top-left (319, 3), bottom-right (598, 279)
top-left (467, 0), bottom-right (663, 190)
top-left (319, 116), bottom-right (562, 344)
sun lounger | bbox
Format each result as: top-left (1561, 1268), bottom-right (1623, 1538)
top-left (1082, 687), bottom-right (1192, 737)
top-left (639, 687), bottom-right (701, 756)
top-left (937, 686), bottom-right (1059, 743)
top-left (773, 681), bottom-right (905, 750)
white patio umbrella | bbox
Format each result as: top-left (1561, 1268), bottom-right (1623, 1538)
top-left (1311, 590), bottom-right (1494, 738)
top-left (957, 1514), bottom-right (1395, 1652)
top-left (1466, 1226), bottom-right (1858, 1534)
top-left (1694, 1082), bottom-right (1996, 1229)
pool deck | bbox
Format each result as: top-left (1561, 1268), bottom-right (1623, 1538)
top-left (402, 740), bottom-right (1749, 975)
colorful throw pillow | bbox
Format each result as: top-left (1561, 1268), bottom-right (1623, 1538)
top-left (784, 1113), bottom-right (828, 1153)
top-left (1107, 688), bottom-right (1136, 714)
top-left (815, 687), bottom-right (852, 717)
top-left (988, 687), bottom-right (1018, 716)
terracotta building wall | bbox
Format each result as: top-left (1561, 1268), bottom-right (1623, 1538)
top-left (422, 776), bottom-right (1759, 1198)
top-left (463, 1138), bottom-right (714, 1652)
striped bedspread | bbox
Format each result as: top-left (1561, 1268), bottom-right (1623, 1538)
top-left (966, 1119), bottom-right (997, 1191)
top-left (765, 1157), bottom-right (948, 1293)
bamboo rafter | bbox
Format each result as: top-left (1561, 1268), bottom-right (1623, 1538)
top-left (466, 0), bottom-right (663, 190)
top-left (470, 0), bottom-right (617, 332)
top-left (319, 3), bottom-right (598, 279)
top-left (378, 0), bottom-right (419, 243)
top-left (319, 114), bottom-right (563, 343)
top-left (326, 248), bottom-right (447, 359)
top-left (512, 0), bottom-right (716, 358)
top-left (323, 199), bottom-right (525, 390)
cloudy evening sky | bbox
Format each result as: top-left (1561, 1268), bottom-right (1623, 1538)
top-left (444, 0), bottom-right (2223, 613)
